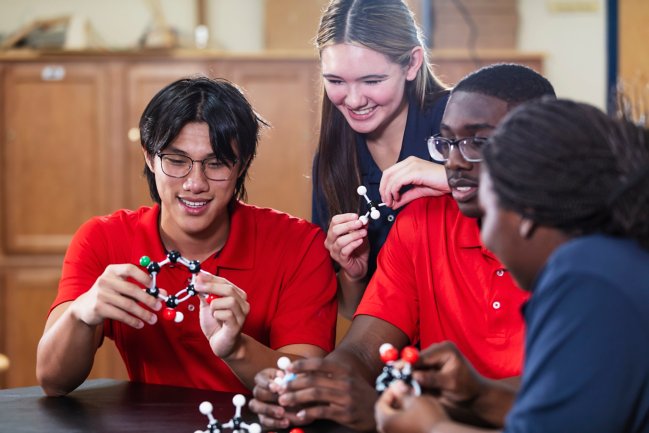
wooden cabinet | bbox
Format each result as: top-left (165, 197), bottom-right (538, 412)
top-left (0, 53), bottom-right (320, 388)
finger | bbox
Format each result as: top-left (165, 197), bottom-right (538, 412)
top-left (98, 281), bottom-right (161, 324)
top-left (255, 413), bottom-right (291, 430)
top-left (94, 302), bottom-right (151, 329)
top-left (338, 238), bottom-right (365, 259)
top-left (329, 213), bottom-right (362, 226)
top-left (248, 398), bottom-right (287, 421)
top-left (289, 358), bottom-right (350, 376)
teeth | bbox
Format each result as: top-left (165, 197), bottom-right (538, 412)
top-left (180, 199), bottom-right (207, 208)
top-left (352, 107), bottom-right (374, 115)
top-left (456, 186), bottom-right (472, 192)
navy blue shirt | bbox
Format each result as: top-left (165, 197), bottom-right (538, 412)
top-left (505, 234), bottom-right (649, 433)
top-left (312, 92), bottom-right (449, 279)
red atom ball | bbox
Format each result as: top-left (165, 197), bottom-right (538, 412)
top-left (401, 346), bottom-right (419, 364)
top-left (205, 294), bottom-right (218, 304)
top-left (162, 308), bottom-right (176, 321)
top-left (289, 429), bottom-right (305, 433)
top-left (381, 347), bottom-right (399, 363)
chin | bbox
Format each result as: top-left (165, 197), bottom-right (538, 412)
top-left (457, 203), bottom-right (483, 219)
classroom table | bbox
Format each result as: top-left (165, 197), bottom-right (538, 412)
top-left (0, 379), bottom-right (358, 432)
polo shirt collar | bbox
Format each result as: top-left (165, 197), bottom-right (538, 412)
top-left (136, 202), bottom-right (254, 270)
top-left (214, 201), bottom-right (254, 270)
top-left (455, 213), bottom-right (499, 261)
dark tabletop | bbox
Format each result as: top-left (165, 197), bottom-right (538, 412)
top-left (0, 379), bottom-right (358, 433)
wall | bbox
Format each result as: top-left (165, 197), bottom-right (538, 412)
top-left (518, 0), bottom-right (607, 108)
top-left (0, 0), bottom-right (608, 106)
top-left (0, 0), bottom-right (264, 51)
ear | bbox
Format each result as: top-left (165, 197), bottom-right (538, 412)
top-left (405, 47), bottom-right (424, 81)
top-left (519, 217), bottom-right (537, 239)
top-left (143, 148), bottom-right (155, 172)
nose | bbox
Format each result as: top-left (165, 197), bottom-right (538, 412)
top-left (182, 162), bottom-right (209, 192)
top-left (344, 84), bottom-right (366, 109)
top-left (445, 145), bottom-right (472, 171)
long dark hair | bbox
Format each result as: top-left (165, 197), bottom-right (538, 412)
top-left (140, 76), bottom-right (266, 204)
top-left (313, 0), bottom-right (447, 220)
top-left (484, 98), bottom-right (649, 249)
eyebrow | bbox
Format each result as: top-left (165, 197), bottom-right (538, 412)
top-left (440, 123), bottom-right (496, 133)
top-left (164, 147), bottom-right (216, 158)
top-left (322, 73), bottom-right (389, 81)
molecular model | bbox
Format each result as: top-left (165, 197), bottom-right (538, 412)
top-left (357, 185), bottom-right (387, 225)
top-left (375, 343), bottom-right (421, 396)
top-left (273, 356), bottom-right (296, 387)
top-left (140, 250), bottom-right (215, 323)
top-left (194, 394), bottom-right (261, 433)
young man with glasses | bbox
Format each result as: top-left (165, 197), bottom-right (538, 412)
top-left (36, 77), bottom-right (337, 396)
top-left (250, 64), bottom-right (556, 432)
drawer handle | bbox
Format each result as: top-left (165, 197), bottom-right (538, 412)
top-left (41, 65), bottom-right (66, 81)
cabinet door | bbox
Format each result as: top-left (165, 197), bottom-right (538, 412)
top-left (219, 59), bottom-right (320, 220)
top-left (2, 63), bottom-right (111, 255)
top-left (0, 267), bottom-right (128, 389)
top-left (123, 62), bottom-right (211, 210)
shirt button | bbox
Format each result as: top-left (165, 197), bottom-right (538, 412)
top-left (387, 214), bottom-right (395, 222)
top-left (496, 269), bottom-right (505, 277)
top-left (492, 301), bottom-right (501, 310)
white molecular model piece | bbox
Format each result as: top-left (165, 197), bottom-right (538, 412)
top-left (139, 250), bottom-right (213, 323)
top-left (375, 343), bottom-right (421, 396)
top-left (194, 394), bottom-right (262, 433)
top-left (273, 356), bottom-right (296, 386)
top-left (357, 185), bottom-right (387, 225)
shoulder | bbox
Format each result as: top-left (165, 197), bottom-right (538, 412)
top-left (541, 235), bottom-right (649, 290)
top-left (395, 195), bottom-right (459, 226)
top-left (234, 202), bottom-right (324, 240)
top-left (530, 235), bottom-right (649, 329)
top-left (76, 206), bottom-right (156, 239)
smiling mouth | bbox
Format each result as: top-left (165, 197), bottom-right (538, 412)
top-left (179, 198), bottom-right (209, 208)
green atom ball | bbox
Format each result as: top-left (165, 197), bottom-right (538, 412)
top-left (139, 256), bottom-right (151, 267)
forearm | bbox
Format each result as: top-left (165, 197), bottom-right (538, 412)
top-left (36, 307), bottom-right (101, 396)
top-left (337, 271), bottom-right (368, 320)
top-left (432, 421), bottom-right (501, 433)
top-left (222, 335), bottom-right (323, 390)
top-left (467, 378), bottom-right (516, 427)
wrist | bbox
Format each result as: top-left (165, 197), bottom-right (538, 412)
top-left (339, 269), bottom-right (367, 284)
top-left (222, 334), bottom-right (247, 362)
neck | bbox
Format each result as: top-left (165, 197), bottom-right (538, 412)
top-left (159, 210), bottom-right (230, 262)
top-left (516, 227), bottom-right (571, 291)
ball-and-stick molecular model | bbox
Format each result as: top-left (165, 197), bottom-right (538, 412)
top-left (139, 250), bottom-right (213, 323)
top-left (375, 343), bottom-right (421, 396)
top-left (357, 185), bottom-right (387, 225)
top-left (194, 394), bottom-right (262, 433)
top-left (273, 356), bottom-right (297, 387)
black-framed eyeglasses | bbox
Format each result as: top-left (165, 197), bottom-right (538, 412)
top-left (427, 135), bottom-right (488, 163)
top-left (157, 153), bottom-right (237, 181)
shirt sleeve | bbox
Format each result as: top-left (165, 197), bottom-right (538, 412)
top-left (269, 225), bottom-right (338, 352)
top-left (504, 273), bottom-right (648, 433)
top-left (51, 217), bottom-right (111, 313)
top-left (354, 202), bottom-right (422, 343)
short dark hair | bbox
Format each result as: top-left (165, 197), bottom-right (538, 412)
top-left (484, 98), bottom-right (649, 249)
top-left (139, 76), bottom-right (266, 204)
top-left (453, 63), bottom-right (556, 107)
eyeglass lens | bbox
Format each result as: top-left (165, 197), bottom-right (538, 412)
top-left (159, 154), bottom-right (235, 181)
top-left (427, 137), bottom-right (485, 162)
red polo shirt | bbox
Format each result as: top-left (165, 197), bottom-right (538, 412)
top-left (355, 195), bottom-right (529, 379)
top-left (52, 201), bottom-right (337, 392)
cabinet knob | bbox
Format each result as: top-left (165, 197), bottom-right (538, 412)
top-left (41, 65), bottom-right (66, 81)
top-left (128, 127), bottom-right (140, 143)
